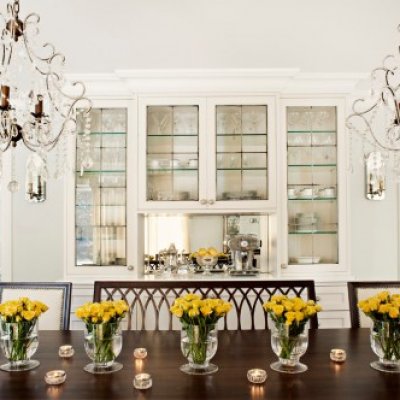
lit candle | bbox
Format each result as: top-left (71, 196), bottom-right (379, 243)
top-left (58, 345), bottom-right (74, 358)
top-left (133, 347), bottom-right (147, 359)
top-left (44, 370), bottom-right (67, 385)
top-left (133, 373), bottom-right (152, 390)
top-left (330, 348), bottom-right (347, 363)
top-left (247, 368), bottom-right (267, 384)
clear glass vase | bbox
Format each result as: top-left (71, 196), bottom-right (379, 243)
top-left (83, 322), bottom-right (123, 374)
top-left (0, 320), bottom-right (40, 371)
top-left (180, 323), bottom-right (218, 375)
top-left (370, 320), bottom-right (400, 373)
top-left (270, 322), bottom-right (308, 374)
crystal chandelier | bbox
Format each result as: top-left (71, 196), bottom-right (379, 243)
top-left (0, 0), bottom-right (92, 199)
top-left (346, 25), bottom-right (400, 175)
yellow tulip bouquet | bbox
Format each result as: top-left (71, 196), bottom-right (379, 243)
top-left (170, 293), bottom-right (232, 367)
top-left (76, 300), bottom-right (129, 367)
top-left (0, 297), bottom-right (48, 364)
top-left (263, 295), bottom-right (321, 362)
top-left (358, 291), bottom-right (400, 363)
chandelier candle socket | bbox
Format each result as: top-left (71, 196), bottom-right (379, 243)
top-left (330, 349), bottom-right (347, 363)
top-left (44, 370), bottom-right (66, 385)
top-left (0, 0), bottom-right (92, 194)
top-left (133, 373), bottom-right (152, 390)
top-left (58, 345), bottom-right (74, 358)
top-left (133, 348), bottom-right (147, 360)
top-left (247, 368), bottom-right (267, 384)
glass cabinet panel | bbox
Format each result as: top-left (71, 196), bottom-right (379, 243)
top-left (75, 108), bottom-right (127, 266)
top-left (287, 106), bottom-right (338, 265)
top-left (216, 105), bottom-right (268, 201)
top-left (146, 106), bottom-right (199, 201)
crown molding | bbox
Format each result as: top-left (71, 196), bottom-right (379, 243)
top-left (66, 69), bottom-right (368, 96)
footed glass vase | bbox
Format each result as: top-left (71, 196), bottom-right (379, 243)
top-left (0, 320), bottom-right (40, 371)
top-left (370, 321), bottom-right (400, 373)
top-left (270, 323), bottom-right (308, 374)
top-left (180, 323), bottom-right (218, 375)
top-left (84, 322), bottom-right (123, 374)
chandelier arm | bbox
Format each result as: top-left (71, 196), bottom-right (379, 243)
top-left (351, 98), bottom-right (379, 115)
top-left (381, 86), bottom-right (400, 123)
top-left (347, 113), bottom-right (400, 152)
top-left (0, 135), bottom-right (12, 152)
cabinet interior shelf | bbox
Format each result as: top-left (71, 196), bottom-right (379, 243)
top-left (147, 168), bottom-right (197, 172)
top-left (287, 145), bottom-right (336, 148)
top-left (217, 167), bottom-right (267, 171)
top-left (76, 225), bottom-right (126, 228)
top-left (147, 134), bottom-right (198, 137)
top-left (216, 133), bottom-right (267, 136)
top-left (79, 132), bottom-right (127, 135)
top-left (76, 170), bottom-right (126, 174)
top-left (288, 198), bottom-right (337, 201)
top-left (287, 130), bottom-right (336, 134)
top-left (288, 164), bottom-right (337, 167)
top-left (288, 230), bottom-right (338, 235)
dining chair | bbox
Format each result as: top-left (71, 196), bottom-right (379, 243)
top-left (93, 280), bottom-right (318, 330)
top-left (348, 281), bottom-right (400, 328)
top-left (0, 282), bottom-right (72, 330)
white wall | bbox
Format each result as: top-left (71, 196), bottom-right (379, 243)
top-left (4, 0), bottom-right (400, 281)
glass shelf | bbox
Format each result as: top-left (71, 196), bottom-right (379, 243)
top-left (288, 197), bottom-right (337, 201)
top-left (288, 164), bottom-right (337, 167)
top-left (287, 105), bottom-right (339, 265)
top-left (147, 168), bottom-right (197, 172)
top-left (217, 167), bottom-right (267, 171)
top-left (76, 170), bottom-right (126, 174)
top-left (287, 130), bottom-right (336, 134)
top-left (78, 132), bottom-right (127, 135)
top-left (147, 134), bottom-right (197, 137)
top-left (288, 230), bottom-right (338, 235)
top-left (216, 133), bottom-right (268, 136)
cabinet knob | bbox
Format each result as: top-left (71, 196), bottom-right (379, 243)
top-left (208, 199), bottom-right (215, 205)
top-left (280, 263), bottom-right (288, 269)
top-left (200, 199), bottom-right (207, 205)
top-left (127, 265), bottom-right (134, 271)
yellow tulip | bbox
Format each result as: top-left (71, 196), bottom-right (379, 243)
top-left (272, 304), bottom-right (284, 316)
top-left (188, 308), bottom-right (200, 318)
top-left (389, 307), bottom-right (399, 319)
top-left (22, 310), bottom-right (36, 321)
top-left (200, 306), bottom-right (213, 317)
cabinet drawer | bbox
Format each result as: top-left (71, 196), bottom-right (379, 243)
top-left (315, 285), bottom-right (349, 311)
top-left (318, 311), bottom-right (350, 329)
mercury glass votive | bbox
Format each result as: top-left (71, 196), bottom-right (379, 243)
top-left (44, 370), bottom-right (67, 385)
top-left (133, 347), bottom-right (148, 359)
top-left (133, 373), bottom-right (152, 390)
top-left (247, 368), bottom-right (267, 384)
top-left (330, 348), bottom-right (347, 363)
top-left (59, 345), bottom-right (75, 358)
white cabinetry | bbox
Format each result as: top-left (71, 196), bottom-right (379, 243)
top-left (138, 95), bottom-right (276, 211)
top-left (279, 98), bottom-right (349, 278)
top-left (63, 71), bottom-right (357, 328)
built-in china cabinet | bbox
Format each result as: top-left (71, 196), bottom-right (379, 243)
top-left (63, 70), bottom-right (355, 329)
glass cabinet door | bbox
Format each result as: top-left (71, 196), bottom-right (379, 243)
top-left (287, 106), bottom-right (338, 265)
top-left (75, 108), bottom-right (127, 266)
top-left (146, 105), bottom-right (199, 201)
top-left (215, 105), bottom-right (268, 201)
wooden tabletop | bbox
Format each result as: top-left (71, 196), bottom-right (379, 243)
top-left (0, 329), bottom-right (399, 399)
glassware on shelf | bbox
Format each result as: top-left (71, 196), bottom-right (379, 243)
top-left (287, 106), bottom-right (338, 266)
top-left (76, 108), bottom-right (127, 267)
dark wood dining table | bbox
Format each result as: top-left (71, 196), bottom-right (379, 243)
top-left (0, 329), bottom-right (399, 399)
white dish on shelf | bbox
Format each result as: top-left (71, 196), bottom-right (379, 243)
top-left (292, 256), bottom-right (321, 264)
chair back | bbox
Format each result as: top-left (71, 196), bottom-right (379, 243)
top-left (94, 280), bottom-right (318, 330)
top-left (0, 282), bottom-right (72, 330)
top-left (348, 281), bottom-right (400, 328)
